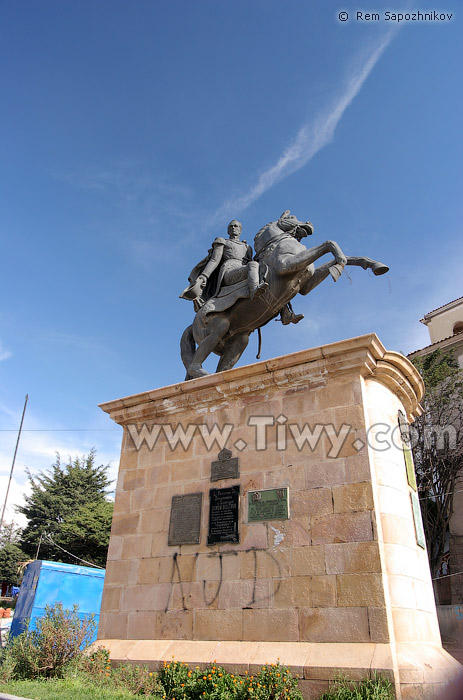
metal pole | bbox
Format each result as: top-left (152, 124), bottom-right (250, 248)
top-left (0, 394), bottom-right (28, 531)
top-left (35, 532), bottom-right (43, 560)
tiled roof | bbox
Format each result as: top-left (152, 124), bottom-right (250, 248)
top-left (423, 297), bottom-right (463, 317)
top-left (408, 332), bottom-right (463, 356)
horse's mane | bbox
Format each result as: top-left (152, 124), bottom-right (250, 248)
top-left (254, 219), bottom-right (280, 238)
top-left (254, 219), bottom-right (280, 240)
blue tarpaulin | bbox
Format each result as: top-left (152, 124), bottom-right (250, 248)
top-left (10, 560), bottom-right (105, 641)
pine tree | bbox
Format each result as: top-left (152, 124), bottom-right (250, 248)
top-left (0, 543), bottom-right (27, 586)
top-left (17, 450), bottom-right (114, 568)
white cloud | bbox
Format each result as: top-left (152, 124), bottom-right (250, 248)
top-left (212, 30), bottom-right (397, 221)
top-left (0, 476), bottom-right (31, 529)
top-left (0, 341), bottom-right (12, 362)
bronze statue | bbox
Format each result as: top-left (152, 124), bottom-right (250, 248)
top-left (180, 211), bottom-right (388, 380)
top-left (180, 220), bottom-right (268, 312)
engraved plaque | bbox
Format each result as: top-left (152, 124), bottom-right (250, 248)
top-left (168, 492), bottom-right (202, 546)
top-left (410, 491), bottom-right (426, 549)
top-left (211, 448), bottom-right (240, 482)
top-left (207, 485), bottom-right (239, 545)
top-left (248, 488), bottom-right (289, 522)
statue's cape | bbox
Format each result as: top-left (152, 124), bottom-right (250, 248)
top-left (180, 238), bottom-right (227, 303)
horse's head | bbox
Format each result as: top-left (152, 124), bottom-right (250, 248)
top-left (254, 210), bottom-right (314, 258)
top-left (277, 210), bottom-right (314, 240)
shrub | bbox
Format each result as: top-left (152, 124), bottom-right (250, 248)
top-left (81, 646), bottom-right (162, 696)
top-left (157, 659), bottom-right (303, 700)
top-left (0, 602), bottom-right (96, 680)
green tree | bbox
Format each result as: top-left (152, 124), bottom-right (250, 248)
top-left (411, 350), bottom-right (463, 578)
top-left (17, 451), bottom-right (114, 568)
top-left (0, 543), bottom-right (27, 586)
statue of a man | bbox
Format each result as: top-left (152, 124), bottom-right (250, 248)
top-left (180, 220), bottom-right (268, 310)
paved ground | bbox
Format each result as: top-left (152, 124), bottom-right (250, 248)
top-left (443, 641), bottom-right (463, 665)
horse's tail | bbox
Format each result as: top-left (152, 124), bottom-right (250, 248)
top-left (180, 324), bottom-right (196, 381)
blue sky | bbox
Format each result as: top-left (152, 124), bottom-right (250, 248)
top-left (1, 0), bottom-right (462, 523)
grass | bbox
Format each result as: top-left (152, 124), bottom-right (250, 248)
top-left (0, 671), bottom-right (396, 700)
top-left (320, 675), bottom-right (395, 700)
top-left (0, 674), bottom-right (146, 700)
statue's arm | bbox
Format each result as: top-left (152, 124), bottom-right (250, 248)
top-left (200, 240), bottom-right (224, 279)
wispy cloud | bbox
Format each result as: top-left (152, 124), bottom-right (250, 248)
top-left (212, 30), bottom-right (397, 222)
top-left (0, 341), bottom-right (12, 362)
top-left (45, 331), bottom-right (119, 361)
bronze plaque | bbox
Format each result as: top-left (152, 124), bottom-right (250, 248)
top-left (207, 485), bottom-right (239, 545)
top-left (168, 492), bottom-right (202, 546)
top-left (398, 411), bottom-right (417, 491)
top-left (248, 488), bottom-right (289, 522)
top-left (410, 491), bottom-right (426, 549)
top-left (211, 448), bottom-right (240, 481)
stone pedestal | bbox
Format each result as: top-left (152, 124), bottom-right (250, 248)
top-left (98, 334), bottom-right (461, 699)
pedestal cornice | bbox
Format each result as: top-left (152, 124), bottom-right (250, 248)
top-left (99, 334), bottom-right (424, 424)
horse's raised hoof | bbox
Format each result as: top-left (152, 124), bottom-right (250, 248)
top-left (372, 262), bottom-right (389, 276)
top-left (329, 263), bottom-right (344, 282)
top-left (188, 364), bottom-right (211, 379)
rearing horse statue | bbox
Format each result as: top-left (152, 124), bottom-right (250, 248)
top-left (181, 211), bottom-right (388, 380)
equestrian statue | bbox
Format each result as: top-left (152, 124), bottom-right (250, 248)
top-left (180, 211), bottom-right (388, 380)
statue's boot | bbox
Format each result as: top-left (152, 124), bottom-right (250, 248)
top-left (280, 306), bottom-right (304, 325)
top-left (250, 280), bottom-right (269, 300)
top-left (248, 261), bottom-right (269, 299)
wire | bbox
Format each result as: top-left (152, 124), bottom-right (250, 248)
top-left (432, 570), bottom-right (463, 581)
top-left (418, 487), bottom-right (463, 501)
top-left (44, 534), bottom-right (104, 570)
top-left (0, 429), bottom-right (119, 432)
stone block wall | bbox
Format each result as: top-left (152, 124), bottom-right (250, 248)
top-left (97, 335), bottom-right (460, 698)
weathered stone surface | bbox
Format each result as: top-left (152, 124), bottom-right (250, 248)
top-left (299, 607), bottom-right (370, 642)
top-left (325, 541), bottom-right (381, 574)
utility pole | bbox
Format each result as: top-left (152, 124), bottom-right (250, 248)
top-left (0, 394), bottom-right (28, 531)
